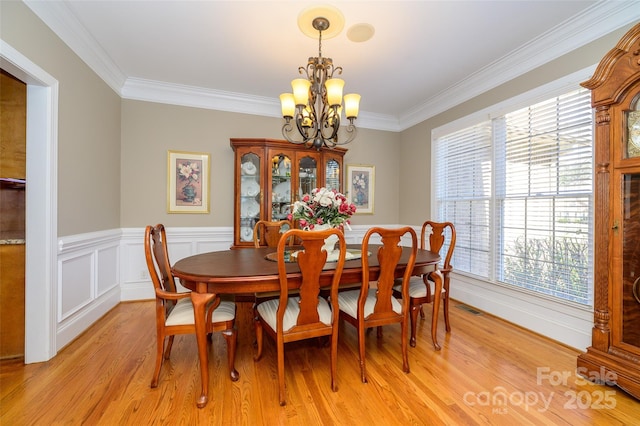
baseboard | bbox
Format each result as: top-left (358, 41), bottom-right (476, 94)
top-left (450, 272), bottom-right (593, 350)
top-left (55, 286), bottom-right (120, 351)
top-left (121, 280), bottom-right (154, 301)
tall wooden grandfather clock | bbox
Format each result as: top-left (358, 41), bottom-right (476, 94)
top-left (578, 23), bottom-right (640, 400)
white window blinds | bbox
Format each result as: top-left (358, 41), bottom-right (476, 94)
top-left (434, 88), bottom-right (593, 305)
top-left (435, 122), bottom-right (493, 279)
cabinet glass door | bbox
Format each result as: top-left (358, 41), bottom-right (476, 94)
top-left (271, 153), bottom-right (292, 221)
top-left (627, 99), bottom-right (640, 158)
top-left (298, 155), bottom-right (318, 198)
top-left (622, 172), bottom-right (640, 347)
top-left (239, 153), bottom-right (261, 243)
top-left (325, 158), bottom-right (340, 191)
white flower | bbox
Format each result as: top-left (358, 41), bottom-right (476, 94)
top-left (314, 187), bottom-right (336, 207)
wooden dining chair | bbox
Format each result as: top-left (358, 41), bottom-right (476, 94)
top-left (254, 227), bottom-right (347, 405)
top-left (252, 219), bottom-right (294, 248)
top-left (252, 219), bottom-right (297, 306)
top-left (393, 221), bottom-right (456, 347)
top-left (144, 224), bottom-right (238, 388)
top-left (337, 226), bottom-right (417, 383)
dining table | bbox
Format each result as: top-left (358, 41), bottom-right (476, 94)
top-left (171, 244), bottom-right (442, 408)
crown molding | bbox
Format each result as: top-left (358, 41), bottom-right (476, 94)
top-left (397, 1), bottom-right (640, 130)
top-left (355, 111), bottom-right (402, 132)
top-left (24, 0), bottom-right (640, 133)
top-left (121, 78), bottom-right (280, 117)
top-left (121, 77), bottom-right (398, 132)
top-left (24, 0), bottom-right (127, 95)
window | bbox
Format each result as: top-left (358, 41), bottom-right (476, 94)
top-left (434, 88), bottom-right (593, 305)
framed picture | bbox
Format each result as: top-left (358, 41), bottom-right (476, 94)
top-left (167, 150), bottom-right (210, 214)
top-left (347, 164), bottom-right (375, 214)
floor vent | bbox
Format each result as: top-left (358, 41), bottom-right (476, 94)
top-left (456, 304), bottom-right (481, 315)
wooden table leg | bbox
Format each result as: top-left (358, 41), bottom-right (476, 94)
top-left (430, 270), bottom-right (443, 351)
top-left (190, 291), bottom-right (215, 408)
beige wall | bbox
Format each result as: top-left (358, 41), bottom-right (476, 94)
top-left (120, 100), bottom-right (401, 227)
top-left (398, 23), bottom-right (636, 226)
top-left (1, 1), bottom-right (122, 237)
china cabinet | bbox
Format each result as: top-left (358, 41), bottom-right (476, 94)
top-left (577, 23), bottom-right (640, 399)
top-left (230, 138), bottom-right (346, 248)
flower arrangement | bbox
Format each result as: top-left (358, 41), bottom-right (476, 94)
top-left (352, 172), bottom-right (368, 205)
top-left (288, 187), bottom-right (356, 230)
top-left (177, 161), bottom-right (200, 202)
top-left (177, 161), bottom-right (200, 185)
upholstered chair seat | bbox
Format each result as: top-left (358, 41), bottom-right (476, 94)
top-left (393, 275), bottom-right (443, 299)
top-left (337, 288), bottom-right (403, 319)
top-left (256, 296), bottom-right (333, 332)
top-left (166, 297), bottom-right (236, 327)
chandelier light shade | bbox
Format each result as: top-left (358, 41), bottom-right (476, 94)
top-left (280, 11), bottom-right (360, 150)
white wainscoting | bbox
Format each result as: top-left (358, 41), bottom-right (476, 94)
top-left (119, 226), bottom-right (236, 301)
top-left (55, 224), bottom-right (593, 353)
top-left (57, 229), bottom-right (121, 350)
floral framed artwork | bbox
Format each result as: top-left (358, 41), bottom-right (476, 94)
top-left (347, 164), bottom-right (375, 214)
top-left (167, 150), bottom-right (210, 214)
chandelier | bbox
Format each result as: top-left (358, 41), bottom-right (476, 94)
top-left (280, 13), bottom-right (360, 150)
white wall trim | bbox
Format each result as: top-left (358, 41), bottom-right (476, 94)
top-left (119, 226), bottom-right (237, 301)
top-left (121, 78), bottom-right (280, 119)
top-left (119, 79), bottom-right (400, 133)
top-left (22, 0), bottom-right (126, 95)
top-left (56, 287), bottom-right (120, 351)
top-left (1, 39), bottom-right (59, 364)
top-left (397, 2), bottom-right (638, 130)
top-left (57, 229), bottom-right (121, 351)
top-left (431, 65), bottom-right (597, 140)
top-left (450, 272), bottom-right (592, 351)
top-left (58, 228), bottom-right (122, 253)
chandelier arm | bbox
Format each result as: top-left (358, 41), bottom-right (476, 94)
top-left (295, 117), bottom-right (317, 141)
top-left (339, 120), bottom-right (358, 145)
top-left (296, 104), bottom-right (319, 138)
top-left (282, 120), bottom-right (312, 146)
top-left (319, 108), bottom-right (340, 142)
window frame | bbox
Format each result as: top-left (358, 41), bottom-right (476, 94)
top-left (431, 66), bottom-right (596, 311)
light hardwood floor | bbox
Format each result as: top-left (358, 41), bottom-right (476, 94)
top-left (1, 300), bottom-right (639, 425)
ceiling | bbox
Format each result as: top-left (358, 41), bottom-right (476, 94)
top-left (24, 1), bottom-right (640, 132)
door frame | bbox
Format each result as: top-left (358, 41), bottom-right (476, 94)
top-left (1, 40), bottom-right (58, 363)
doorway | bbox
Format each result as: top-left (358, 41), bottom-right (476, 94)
top-left (1, 41), bottom-right (58, 363)
top-left (0, 68), bottom-right (26, 358)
